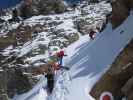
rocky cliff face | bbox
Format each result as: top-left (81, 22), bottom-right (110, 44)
top-left (18, 0), bottom-right (66, 18)
top-left (110, 0), bottom-right (133, 28)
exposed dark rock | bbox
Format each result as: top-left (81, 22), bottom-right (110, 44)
top-left (89, 0), bottom-right (99, 4)
top-left (19, 0), bottom-right (66, 18)
top-left (0, 71), bottom-right (8, 100)
top-left (7, 68), bottom-right (32, 98)
top-left (110, 0), bottom-right (133, 29)
top-left (19, 4), bottom-right (33, 19)
top-left (0, 18), bottom-right (5, 23)
top-left (122, 75), bottom-right (133, 100)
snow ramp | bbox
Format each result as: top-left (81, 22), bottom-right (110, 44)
top-left (65, 12), bottom-right (133, 100)
top-left (68, 12), bottom-right (133, 79)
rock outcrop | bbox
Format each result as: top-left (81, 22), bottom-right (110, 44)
top-left (122, 75), bottom-right (133, 100)
top-left (0, 71), bottom-right (8, 100)
top-left (110, 0), bottom-right (133, 28)
top-left (19, 0), bottom-right (66, 18)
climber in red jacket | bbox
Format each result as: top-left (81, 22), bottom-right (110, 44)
top-left (48, 50), bottom-right (69, 72)
top-left (56, 50), bottom-right (65, 66)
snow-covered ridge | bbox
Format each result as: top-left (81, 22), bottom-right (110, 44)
top-left (14, 1), bottom-right (111, 62)
top-left (0, 1), bottom-right (112, 100)
top-left (13, 7), bottom-right (133, 100)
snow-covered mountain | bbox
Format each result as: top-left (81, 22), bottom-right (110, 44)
top-left (0, 1), bottom-right (114, 100)
top-left (12, 10), bottom-right (133, 100)
top-left (1, 0), bottom-right (133, 100)
top-left (0, 1), bottom-right (111, 60)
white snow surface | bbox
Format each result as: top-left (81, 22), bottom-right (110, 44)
top-left (2, 1), bottom-right (130, 100)
top-left (13, 11), bottom-right (133, 100)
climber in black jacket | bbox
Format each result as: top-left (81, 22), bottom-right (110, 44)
top-left (45, 65), bottom-right (54, 94)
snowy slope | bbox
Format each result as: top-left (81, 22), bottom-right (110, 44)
top-left (65, 12), bottom-right (133, 100)
top-left (13, 11), bottom-right (133, 100)
top-left (10, 1), bottom-right (111, 63)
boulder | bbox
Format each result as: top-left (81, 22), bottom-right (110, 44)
top-left (122, 75), bottom-right (133, 100)
top-left (7, 68), bottom-right (32, 98)
top-left (110, 0), bottom-right (133, 29)
top-left (19, 0), bottom-right (66, 18)
top-left (110, 0), bottom-right (130, 28)
top-left (0, 71), bottom-right (8, 100)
